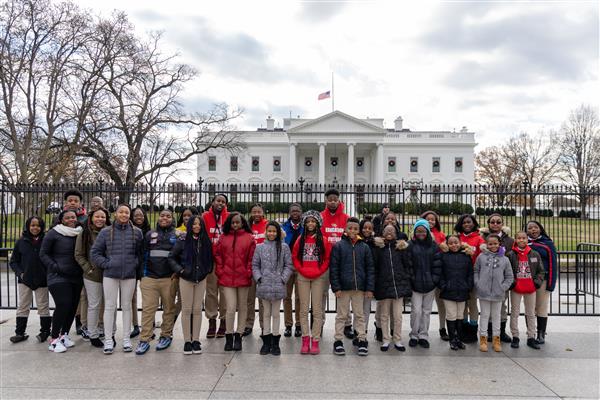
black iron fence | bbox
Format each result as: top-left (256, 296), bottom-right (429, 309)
top-left (1, 180), bottom-right (599, 315)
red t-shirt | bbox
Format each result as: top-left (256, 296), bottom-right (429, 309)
top-left (251, 219), bottom-right (268, 245)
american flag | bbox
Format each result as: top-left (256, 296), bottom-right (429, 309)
top-left (318, 90), bottom-right (331, 100)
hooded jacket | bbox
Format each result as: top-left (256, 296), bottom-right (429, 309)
top-left (320, 202), bottom-right (349, 246)
top-left (10, 232), bottom-right (46, 290)
top-left (480, 226), bottom-right (515, 254)
top-left (459, 230), bottom-right (486, 264)
top-left (202, 206), bottom-right (230, 252)
top-left (408, 221), bottom-right (442, 293)
top-left (439, 250), bottom-right (474, 302)
top-left (528, 234), bottom-right (558, 292)
top-left (292, 233), bottom-right (331, 280)
top-left (329, 234), bottom-right (375, 293)
top-left (143, 224), bottom-right (178, 279)
top-left (474, 249), bottom-right (514, 302)
top-left (91, 222), bottom-right (144, 280)
top-left (251, 218), bottom-right (268, 245)
top-left (252, 240), bottom-right (294, 300)
top-left (168, 234), bottom-right (213, 283)
top-left (40, 226), bottom-right (83, 286)
top-left (75, 227), bottom-right (103, 283)
top-left (372, 239), bottom-right (412, 300)
top-left (214, 229), bottom-right (256, 287)
top-left (506, 245), bottom-right (545, 294)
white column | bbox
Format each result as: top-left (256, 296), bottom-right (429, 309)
top-left (289, 143), bottom-right (297, 183)
top-left (318, 142), bottom-right (326, 184)
top-left (376, 143), bottom-right (384, 184)
top-left (347, 143), bottom-right (355, 186)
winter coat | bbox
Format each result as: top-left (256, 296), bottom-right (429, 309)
top-left (91, 222), bottom-right (144, 280)
top-left (74, 229), bottom-right (103, 283)
top-left (202, 206), bottom-right (229, 252)
top-left (480, 226), bottom-right (514, 254)
top-left (252, 240), bottom-right (294, 300)
top-left (282, 218), bottom-right (303, 249)
top-left (214, 230), bottom-right (256, 288)
top-left (408, 238), bottom-right (442, 293)
top-left (459, 230), bottom-right (486, 264)
top-left (292, 234), bottom-right (331, 280)
top-left (506, 246), bottom-right (545, 293)
top-left (143, 225), bottom-right (178, 279)
top-left (528, 235), bottom-right (558, 292)
top-left (40, 228), bottom-right (82, 286)
top-left (321, 203), bottom-right (349, 246)
top-left (168, 235), bottom-right (213, 283)
top-left (439, 250), bottom-right (474, 302)
top-left (474, 249), bottom-right (514, 302)
top-left (329, 235), bottom-right (375, 293)
top-left (372, 239), bottom-right (412, 300)
top-left (10, 234), bottom-right (47, 290)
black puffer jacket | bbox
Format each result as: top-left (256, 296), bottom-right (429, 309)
top-left (439, 251), bottom-right (474, 302)
top-left (329, 235), bottom-right (375, 293)
top-left (143, 225), bottom-right (178, 279)
top-left (10, 234), bottom-right (47, 289)
top-left (40, 228), bottom-right (82, 286)
top-left (91, 222), bottom-right (143, 280)
top-left (373, 240), bottom-right (412, 300)
top-left (408, 238), bottom-right (442, 293)
top-left (168, 235), bottom-right (213, 283)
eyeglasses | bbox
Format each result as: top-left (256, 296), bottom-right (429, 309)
top-left (489, 220), bottom-right (502, 224)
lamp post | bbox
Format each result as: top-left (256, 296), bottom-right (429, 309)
top-left (298, 176), bottom-right (305, 204)
top-left (522, 178), bottom-right (530, 219)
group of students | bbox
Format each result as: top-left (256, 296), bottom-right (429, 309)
top-left (9, 188), bottom-right (558, 357)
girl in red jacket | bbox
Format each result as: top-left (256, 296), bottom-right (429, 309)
top-left (292, 210), bottom-right (331, 355)
top-left (215, 212), bottom-right (256, 352)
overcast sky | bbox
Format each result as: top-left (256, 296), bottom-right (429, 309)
top-left (78, 0), bottom-right (599, 150)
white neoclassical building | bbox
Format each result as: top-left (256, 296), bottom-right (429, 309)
top-left (197, 110), bottom-right (476, 187)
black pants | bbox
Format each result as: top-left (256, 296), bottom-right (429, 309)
top-left (49, 281), bottom-right (83, 339)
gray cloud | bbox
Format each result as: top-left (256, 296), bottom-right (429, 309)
top-left (298, 2), bottom-right (347, 23)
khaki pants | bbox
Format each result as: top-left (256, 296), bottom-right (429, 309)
top-left (132, 281), bottom-right (139, 327)
top-left (262, 299), bottom-right (282, 335)
top-left (283, 273), bottom-right (300, 327)
top-left (245, 281), bottom-right (264, 330)
top-left (335, 290), bottom-right (367, 342)
top-left (179, 278), bottom-right (207, 342)
top-left (140, 277), bottom-right (176, 342)
top-left (535, 280), bottom-right (550, 317)
top-left (464, 289), bottom-right (478, 321)
top-left (76, 287), bottom-right (88, 326)
top-left (510, 290), bottom-right (536, 339)
top-left (223, 286), bottom-right (250, 334)
top-left (442, 300), bottom-right (465, 321)
top-left (83, 279), bottom-right (107, 339)
top-left (17, 283), bottom-right (49, 317)
top-left (297, 273), bottom-right (328, 340)
top-left (205, 268), bottom-right (226, 320)
top-left (434, 288), bottom-right (446, 327)
top-left (378, 298), bottom-right (403, 343)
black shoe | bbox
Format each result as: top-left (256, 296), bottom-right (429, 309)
top-left (224, 334), bottom-right (234, 351)
top-left (81, 328), bottom-right (90, 341)
top-left (11, 317), bottom-right (28, 343)
top-left (294, 325), bottom-right (302, 338)
top-left (37, 316), bottom-right (52, 343)
top-left (418, 339), bottom-right (430, 348)
top-left (75, 316), bottom-right (83, 335)
top-left (130, 325), bottom-right (140, 339)
top-left (343, 325), bottom-right (354, 339)
top-left (233, 333), bottom-right (242, 351)
top-left (527, 337), bottom-right (541, 350)
top-left (456, 340), bottom-right (466, 350)
top-left (357, 341), bottom-right (368, 356)
top-left (271, 335), bottom-right (281, 356)
top-left (450, 339), bottom-right (459, 350)
top-left (511, 337), bottom-right (520, 348)
top-left (242, 327), bottom-right (252, 337)
top-left (409, 338), bottom-right (418, 347)
top-left (260, 334), bottom-right (272, 355)
top-left (184, 342), bottom-right (193, 355)
top-left (192, 341), bottom-right (202, 354)
top-left (374, 324), bottom-right (383, 342)
top-left (536, 316), bottom-right (547, 344)
top-left (439, 328), bottom-right (450, 341)
top-left (500, 321), bottom-right (512, 343)
top-left (9, 334), bottom-right (28, 343)
top-left (333, 340), bottom-right (345, 355)
top-left (284, 326), bottom-right (292, 337)
top-left (90, 337), bottom-right (104, 348)
top-left (380, 343), bottom-right (390, 352)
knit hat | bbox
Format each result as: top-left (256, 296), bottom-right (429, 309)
top-left (301, 210), bottom-right (323, 227)
top-left (413, 218), bottom-right (431, 234)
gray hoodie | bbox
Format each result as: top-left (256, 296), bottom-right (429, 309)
top-left (252, 240), bottom-right (294, 301)
top-left (474, 249), bottom-right (514, 302)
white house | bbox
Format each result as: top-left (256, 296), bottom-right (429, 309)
top-left (197, 110), bottom-right (476, 188)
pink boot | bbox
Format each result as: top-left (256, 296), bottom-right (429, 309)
top-left (300, 336), bottom-right (310, 354)
top-left (310, 338), bottom-right (320, 355)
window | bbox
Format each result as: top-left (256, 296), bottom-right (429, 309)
top-left (304, 157), bottom-right (312, 172)
top-left (230, 156), bottom-right (238, 172)
top-left (251, 156), bottom-right (260, 172)
top-left (356, 157), bottom-right (364, 173)
top-left (410, 157), bottom-right (418, 173)
top-left (208, 156), bottom-right (216, 172)
top-left (432, 157), bottom-right (440, 173)
top-left (273, 156), bottom-right (281, 172)
top-left (387, 157), bottom-right (396, 172)
top-left (455, 157), bottom-right (463, 173)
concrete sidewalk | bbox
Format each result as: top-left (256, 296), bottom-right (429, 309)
top-left (1, 310), bottom-right (598, 399)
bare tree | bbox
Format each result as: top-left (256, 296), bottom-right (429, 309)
top-left (557, 104), bottom-right (600, 219)
top-left (475, 145), bottom-right (520, 206)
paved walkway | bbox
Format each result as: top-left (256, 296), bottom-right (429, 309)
top-left (1, 310), bottom-right (598, 399)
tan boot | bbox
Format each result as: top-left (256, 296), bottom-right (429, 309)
top-left (493, 336), bottom-right (502, 352)
top-left (479, 336), bottom-right (488, 352)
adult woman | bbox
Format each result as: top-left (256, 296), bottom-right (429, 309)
top-left (526, 220), bottom-right (556, 344)
top-left (40, 210), bottom-right (83, 353)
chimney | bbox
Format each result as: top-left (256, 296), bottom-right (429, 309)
top-left (394, 116), bottom-right (403, 131)
top-left (266, 116), bottom-right (275, 131)
top-left (460, 126), bottom-right (468, 133)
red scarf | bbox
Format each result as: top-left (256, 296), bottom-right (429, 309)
top-left (512, 244), bottom-right (536, 294)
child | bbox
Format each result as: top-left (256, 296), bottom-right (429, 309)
top-left (506, 231), bottom-right (545, 349)
top-left (176, 207), bottom-right (197, 235)
top-left (408, 219), bottom-right (442, 348)
top-left (439, 235), bottom-right (474, 350)
top-left (292, 210), bottom-right (330, 355)
top-left (474, 234), bottom-right (514, 352)
top-left (245, 203), bottom-right (268, 336)
top-left (356, 216), bottom-right (376, 341)
top-left (281, 203), bottom-right (303, 337)
top-left (215, 212), bottom-right (256, 352)
top-left (373, 225), bottom-right (411, 352)
top-left (9, 216), bottom-right (50, 344)
top-left (252, 221), bottom-right (294, 356)
top-left (330, 217), bottom-right (375, 356)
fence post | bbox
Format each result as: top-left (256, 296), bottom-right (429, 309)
top-left (0, 178), bottom-right (5, 249)
top-left (197, 177), bottom-right (204, 211)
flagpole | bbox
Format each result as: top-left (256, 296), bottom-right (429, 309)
top-left (331, 71), bottom-right (334, 112)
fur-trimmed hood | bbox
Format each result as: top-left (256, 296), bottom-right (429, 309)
top-left (439, 241), bottom-right (474, 256)
top-left (480, 226), bottom-right (511, 237)
top-left (374, 236), bottom-right (409, 250)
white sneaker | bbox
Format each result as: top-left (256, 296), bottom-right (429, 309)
top-left (103, 339), bottom-right (114, 355)
top-left (48, 338), bottom-right (67, 353)
top-left (123, 338), bottom-right (133, 352)
top-left (61, 334), bottom-right (75, 348)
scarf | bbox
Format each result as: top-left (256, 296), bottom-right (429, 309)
top-left (54, 224), bottom-right (83, 237)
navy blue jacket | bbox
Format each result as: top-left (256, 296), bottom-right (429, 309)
top-left (439, 251), bottom-right (474, 302)
top-left (143, 225), bottom-right (178, 279)
top-left (91, 222), bottom-right (143, 280)
top-left (329, 235), bottom-right (375, 293)
top-left (282, 219), bottom-right (304, 249)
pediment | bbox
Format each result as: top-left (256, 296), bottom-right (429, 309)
top-left (287, 110), bottom-right (386, 134)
